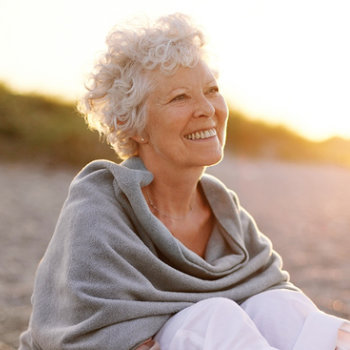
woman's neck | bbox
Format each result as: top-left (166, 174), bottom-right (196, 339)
top-left (140, 156), bottom-right (205, 220)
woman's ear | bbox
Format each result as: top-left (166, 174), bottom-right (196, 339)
top-left (131, 135), bottom-right (148, 144)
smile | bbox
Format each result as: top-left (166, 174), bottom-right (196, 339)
top-left (184, 128), bottom-right (217, 140)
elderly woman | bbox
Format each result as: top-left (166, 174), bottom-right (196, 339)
top-left (19, 13), bottom-right (349, 350)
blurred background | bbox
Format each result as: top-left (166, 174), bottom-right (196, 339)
top-left (0, 0), bottom-right (349, 348)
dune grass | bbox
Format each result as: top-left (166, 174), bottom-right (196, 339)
top-left (0, 84), bottom-right (118, 167)
top-left (0, 83), bottom-right (349, 168)
top-left (226, 111), bottom-right (350, 166)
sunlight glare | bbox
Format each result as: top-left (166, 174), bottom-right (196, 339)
top-left (0, 0), bottom-right (349, 140)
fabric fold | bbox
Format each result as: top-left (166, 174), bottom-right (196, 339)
top-left (19, 157), bottom-right (298, 350)
top-left (293, 311), bottom-right (345, 350)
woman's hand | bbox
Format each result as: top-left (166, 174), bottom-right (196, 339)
top-left (136, 338), bottom-right (160, 350)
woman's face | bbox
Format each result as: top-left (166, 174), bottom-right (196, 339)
top-left (141, 60), bottom-right (228, 169)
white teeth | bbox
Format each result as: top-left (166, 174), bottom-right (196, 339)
top-left (185, 128), bottom-right (216, 140)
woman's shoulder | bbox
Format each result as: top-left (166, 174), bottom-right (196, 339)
top-left (74, 158), bottom-right (123, 182)
top-left (65, 157), bottom-right (152, 207)
top-left (70, 157), bottom-right (146, 188)
top-left (68, 159), bottom-right (121, 199)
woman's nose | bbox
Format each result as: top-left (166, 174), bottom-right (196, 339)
top-left (193, 95), bottom-right (215, 118)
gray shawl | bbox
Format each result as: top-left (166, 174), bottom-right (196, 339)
top-left (20, 157), bottom-right (298, 350)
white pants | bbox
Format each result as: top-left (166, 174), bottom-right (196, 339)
top-left (154, 290), bottom-right (350, 350)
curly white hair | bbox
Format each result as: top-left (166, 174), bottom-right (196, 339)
top-left (78, 13), bottom-right (208, 159)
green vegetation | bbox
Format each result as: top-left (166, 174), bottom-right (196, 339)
top-left (0, 84), bottom-right (117, 167)
top-left (226, 111), bottom-right (350, 167)
top-left (0, 83), bottom-right (349, 168)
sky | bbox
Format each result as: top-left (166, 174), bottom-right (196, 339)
top-left (1, 0), bottom-right (350, 141)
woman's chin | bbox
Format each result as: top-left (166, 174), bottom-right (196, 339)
top-left (195, 149), bottom-right (224, 168)
top-left (206, 154), bottom-right (224, 167)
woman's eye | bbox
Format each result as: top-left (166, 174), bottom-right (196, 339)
top-left (171, 94), bottom-right (187, 102)
top-left (207, 86), bottom-right (219, 94)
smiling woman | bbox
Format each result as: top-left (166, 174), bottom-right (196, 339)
top-left (19, 12), bottom-right (350, 350)
top-left (139, 61), bottom-right (228, 171)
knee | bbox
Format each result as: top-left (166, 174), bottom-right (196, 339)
top-left (196, 297), bottom-right (240, 311)
top-left (242, 290), bottom-right (318, 322)
top-left (193, 297), bottom-right (244, 321)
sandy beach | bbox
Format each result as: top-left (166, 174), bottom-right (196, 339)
top-left (1, 156), bottom-right (349, 348)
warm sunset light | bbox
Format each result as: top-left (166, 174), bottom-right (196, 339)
top-left (1, 0), bottom-right (349, 141)
top-left (2, 3), bottom-right (350, 345)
